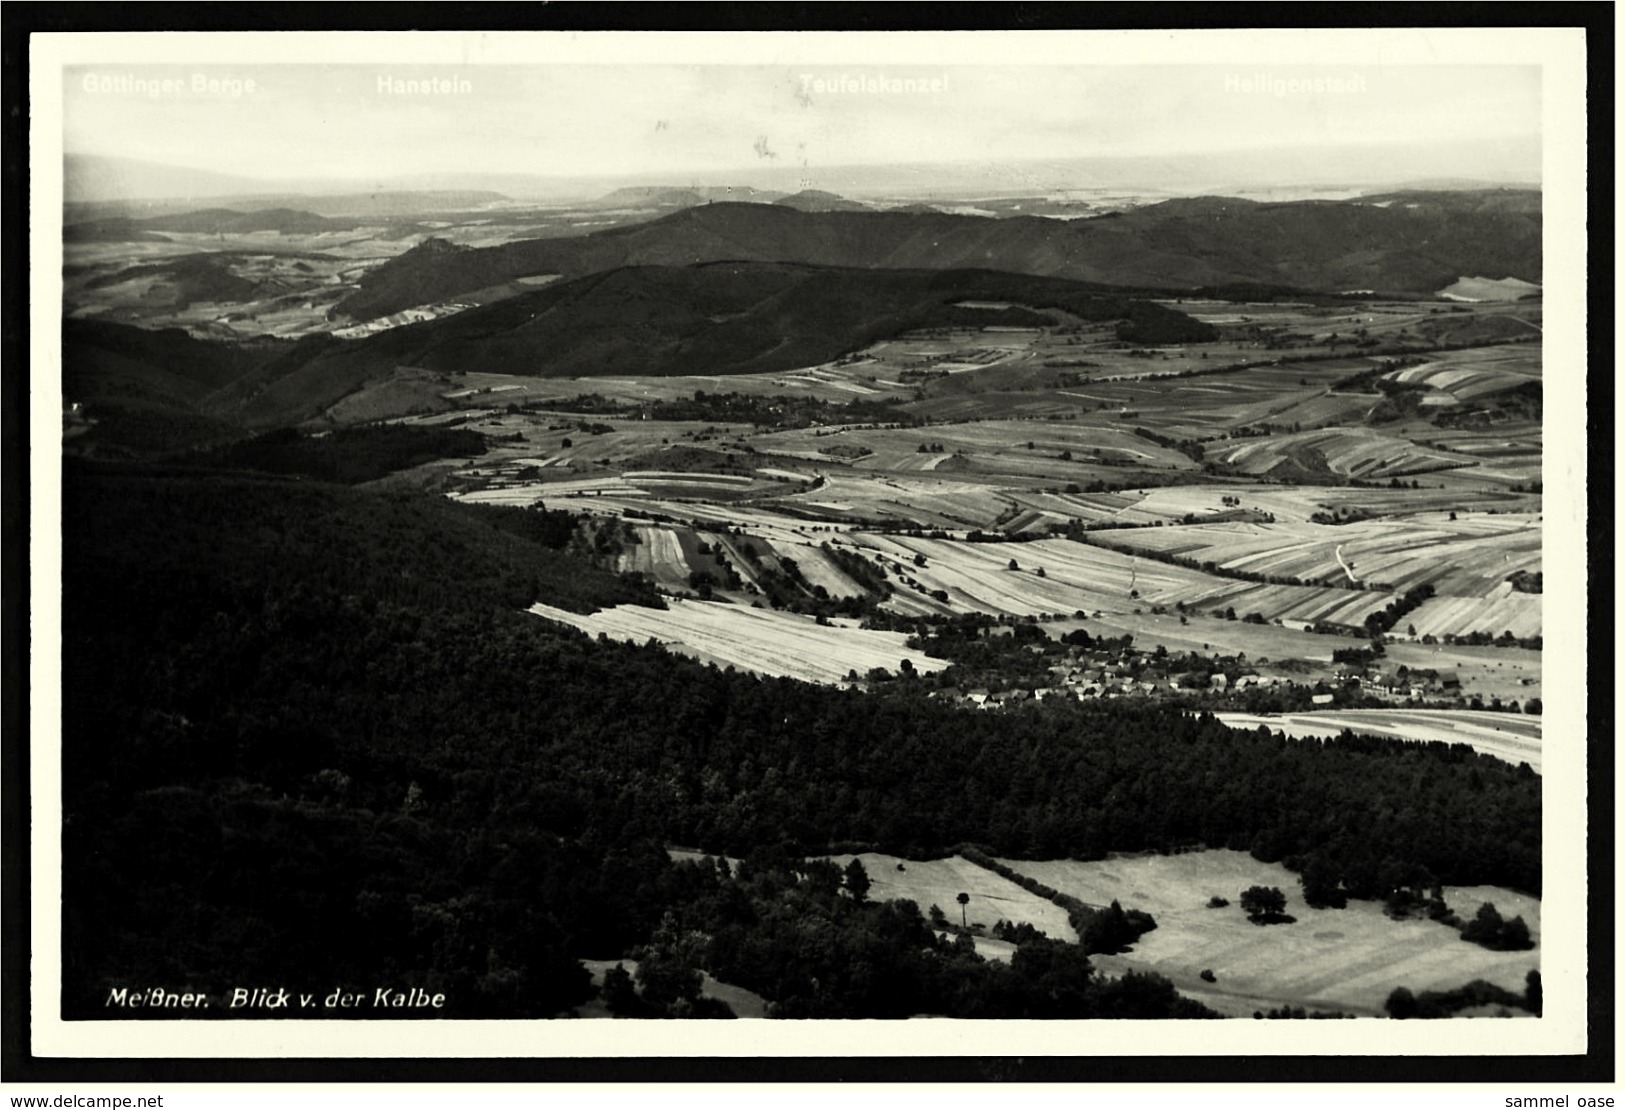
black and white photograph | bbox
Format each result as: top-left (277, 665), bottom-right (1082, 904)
top-left (16, 20), bottom-right (1600, 1080)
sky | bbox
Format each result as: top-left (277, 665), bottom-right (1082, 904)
top-left (60, 62), bottom-right (1543, 193)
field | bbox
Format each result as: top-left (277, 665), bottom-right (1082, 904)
top-left (1389, 347), bottom-right (1541, 403)
top-left (1214, 710), bottom-right (1542, 771)
top-left (61, 201), bottom-right (680, 340)
top-left (419, 325), bottom-right (1542, 683)
top-left (1382, 641), bottom-right (1541, 705)
top-left (382, 298), bottom-right (1542, 723)
top-left (1206, 427), bottom-right (1484, 483)
top-left (1003, 850), bottom-right (1539, 1017)
top-left (1091, 514), bottom-right (1541, 598)
top-left (526, 599), bottom-right (948, 682)
top-left (751, 419), bottom-right (1198, 482)
top-left (825, 853), bottom-right (1080, 941)
top-left (854, 533), bottom-right (1397, 627)
top-left (1439, 276), bottom-right (1543, 302)
top-left (1405, 591), bottom-right (1543, 640)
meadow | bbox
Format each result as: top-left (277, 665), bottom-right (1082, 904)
top-left (526, 599), bottom-right (947, 682)
top-left (1008, 850), bottom-right (1538, 1017)
top-left (1214, 710), bottom-right (1542, 771)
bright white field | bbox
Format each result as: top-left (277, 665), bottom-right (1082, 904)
top-left (1406, 590), bottom-right (1542, 640)
top-left (663, 848), bottom-right (1537, 1012)
top-left (1214, 709), bottom-right (1542, 772)
top-left (1438, 276), bottom-right (1543, 303)
top-left (1004, 850), bottom-right (1539, 1018)
top-left (526, 599), bottom-right (947, 683)
top-left (854, 533), bottom-right (1394, 627)
top-left (1096, 516), bottom-right (1540, 599)
top-left (1208, 427), bottom-right (1480, 482)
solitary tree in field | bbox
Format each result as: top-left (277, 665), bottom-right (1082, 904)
top-left (843, 858), bottom-right (872, 904)
top-left (957, 892), bottom-right (970, 928)
top-left (1240, 885), bottom-right (1287, 922)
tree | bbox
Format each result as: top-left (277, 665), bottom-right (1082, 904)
top-left (956, 891), bottom-right (970, 928)
top-left (1240, 885), bottom-right (1287, 922)
top-left (1500, 915), bottom-right (1533, 951)
top-left (1299, 857), bottom-right (1346, 909)
top-left (1007, 559), bottom-right (1020, 571)
top-left (843, 858), bottom-right (872, 904)
top-left (1384, 986), bottom-right (1419, 1019)
top-left (602, 962), bottom-right (644, 1017)
top-left (1460, 901), bottom-right (1505, 947)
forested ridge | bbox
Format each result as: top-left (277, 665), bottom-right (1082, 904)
top-left (60, 463), bottom-right (1541, 1018)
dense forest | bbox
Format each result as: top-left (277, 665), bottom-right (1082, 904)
top-left (60, 462), bottom-right (1541, 1019)
top-left (189, 424), bottom-right (491, 485)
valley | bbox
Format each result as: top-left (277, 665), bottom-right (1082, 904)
top-left (56, 184), bottom-right (1548, 1024)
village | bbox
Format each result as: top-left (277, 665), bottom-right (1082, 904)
top-left (910, 625), bottom-right (1532, 716)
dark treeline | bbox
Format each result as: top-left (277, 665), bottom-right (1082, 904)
top-left (1384, 972), bottom-right (1540, 1019)
top-left (519, 389), bottom-right (919, 431)
top-left (186, 424), bottom-right (493, 486)
top-left (610, 853), bottom-right (1215, 1019)
top-left (955, 848), bottom-right (1157, 955)
top-left (61, 463), bottom-right (1540, 1018)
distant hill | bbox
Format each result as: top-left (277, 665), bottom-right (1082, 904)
top-left (323, 263), bottom-right (1214, 384)
top-left (773, 189), bottom-right (872, 213)
top-left (61, 319), bottom-right (289, 453)
top-left (1367, 179), bottom-right (1544, 195)
top-left (80, 254), bottom-right (267, 309)
top-left (589, 185), bottom-right (785, 210)
top-left (64, 265), bottom-right (1214, 438)
top-left (587, 186), bottom-right (709, 210)
top-left (63, 154), bottom-right (511, 214)
top-left (66, 207), bottom-right (339, 242)
top-left (331, 192), bottom-right (1542, 321)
